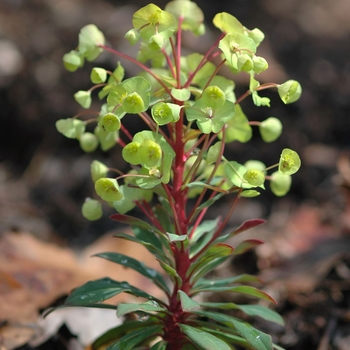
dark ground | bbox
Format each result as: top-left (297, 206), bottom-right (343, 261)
top-left (1, 0), bottom-right (350, 349)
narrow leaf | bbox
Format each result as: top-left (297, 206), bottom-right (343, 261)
top-left (64, 278), bottom-right (155, 306)
top-left (94, 252), bottom-right (169, 294)
top-left (178, 290), bottom-right (200, 311)
top-left (107, 325), bottom-right (162, 350)
top-left (233, 239), bottom-right (264, 255)
top-left (117, 301), bottom-right (168, 318)
top-left (179, 324), bottom-right (231, 350)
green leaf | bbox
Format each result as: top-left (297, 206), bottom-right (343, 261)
top-left (188, 243), bottom-right (234, 278)
top-left (107, 325), bottom-right (162, 350)
top-left (56, 118), bottom-right (85, 139)
top-left (178, 290), bottom-right (200, 311)
top-left (206, 142), bottom-right (222, 164)
top-left (201, 86), bottom-right (226, 109)
top-left (150, 341), bottom-right (168, 350)
top-left (194, 274), bottom-right (261, 290)
top-left (233, 239), bottom-right (264, 255)
top-left (179, 324), bottom-right (231, 350)
top-left (113, 231), bottom-right (170, 264)
top-left (194, 285), bottom-right (276, 303)
top-left (92, 320), bottom-right (157, 350)
top-left (278, 80), bottom-right (302, 104)
top-left (117, 301), bottom-right (167, 318)
top-left (219, 104), bottom-right (252, 143)
top-left (171, 87), bottom-right (191, 101)
top-left (64, 278), bottom-right (154, 306)
top-left (156, 258), bottom-right (182, 287)
top-left (94, 252), bottom-right (170, 294)
top-left (194, 311), bottom-right (273, 350)
top-left (183, 53), bottom-right (216, 85)
top-left (94, 126), bottom-right (119, 151)
top-left (230, 319), bottom-right (273, 350)
top-left (200, 302), bottom-right (284, 326)
top-left (166, 233), bottom-right (188, 242)
top-left (278, 148), bottom-right (301, 175)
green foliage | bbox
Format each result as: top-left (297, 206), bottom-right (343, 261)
top-left (56, 2), bottom-right (302, 348)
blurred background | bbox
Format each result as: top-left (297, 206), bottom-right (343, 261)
top-left (1, 1), bottom-right (350, 348)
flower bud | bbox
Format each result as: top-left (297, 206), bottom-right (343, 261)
top-left (278, 148), bottom-right (301, 175)
top-left (91, 160), bottom-right (108, 182)
top-left (122, 92), bottom-right (145, 113)
top-left (149, 33), bottom-right (164, 50)
top-left (79, 132), bottom-right (99, 153)
top-left (90, 67), bottom-right (107, 84)
top-left (252, 56), bottom-right (268, 74)
top-left (237, 54), bottom-right (253, 72)
top-left (124, 28), bottom-right (140, 45)
top-left (82, 198), bottom-right (103, 221)
top-left (63, 50), bottom-right (83, 72)
top-left (151, 102), bottom-right (174, 125)
top-left (259, 117), bottom-right (282, 143)
top-left (270, 171), bottom-right (292, 196)
top-left (278, 80), bottom-right (302, 104)
top-left (74, 90), bottom-right (92, 109)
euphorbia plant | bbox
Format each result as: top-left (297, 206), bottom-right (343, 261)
top-left (56, 1), bottom-right (301, 349)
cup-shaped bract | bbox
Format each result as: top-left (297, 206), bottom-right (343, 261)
top-left (79, 132), bottom-right (99, 153)
top-left (91, 160), bottom-right (109, 182)
top-left (56, 118), bottom-right (86, 139)
top-left (122, 92), bottom-right (145, 114)
top-left (138, 139), bottom-right (162, 168)
top-left (132, 4), bottom-right (177, 41)
top-left (244, 160), bottom-right (266, 172)
top-left (149, 33), bottom-right (164, 50)
top-left (243, 169), bottom-right (265, 187)
top-left (90, 67), bottom-right (107, 84)
top-left (165, 0), bottom-right (204, 35)
top-left (278, 80), bottom-right (302, 104)
top-left (82, 198), bottom-right (103, 221)
top-left (259, 117), bottom-right (283, 143)
top-left (201, 86), bottom-right (226, 109)
top-left (270, 171), bottom-right (292, 196)
top-left (63, 50), bottom-right (84, 72)
top-left (122, 141), bottom-right (141, 165)
top-left (151, 102), bottom-right (174, 125)
top-left (279, 148), bottom-right (301, 175)
top-left (74, 90), bottom-right (92, 109)
top-left (99, 113), bottom-right (121, 133)
top-left (237, 54), bottom-right (253, 72)
top-left (94, 126), bottom-right (119, 151)
top-left (78, 24), bottom-right (105, 62)
top-left (95, 178), bottom-right (123, 202)
top-left (248, 28), bottom-right (265, 46)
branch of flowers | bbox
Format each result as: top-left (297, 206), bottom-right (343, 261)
top-left (176, 17), bottom-right (184, 88)
top-left (183, 134), bottom-right (209, 186)
top-left (187, 129), bottom-right (225, 224)
top-left (120, 123), bottom-right (133, 141)
top-left (162, 47), bottom-right (176, 79)
top-left (200, 59), bottom-right (227, 92)
top-left (88, 83), bottom-right (107, 93)
top-left (138, 112), bottom-right (171, 144)
top-left (184, 32), bottom-right (225, 88)
top-left (188, 186), bottom-right (223, 240)
top-left (99, 44), bottom-right (172, 95)
top-left (190, 189), bottom-right (241, 262)
top-left (162, 183), bottom-right (182, 236)
top-left (235, 82), bottom-right (280, 105)
top-left (135, 199), bottom-right (165, 233)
